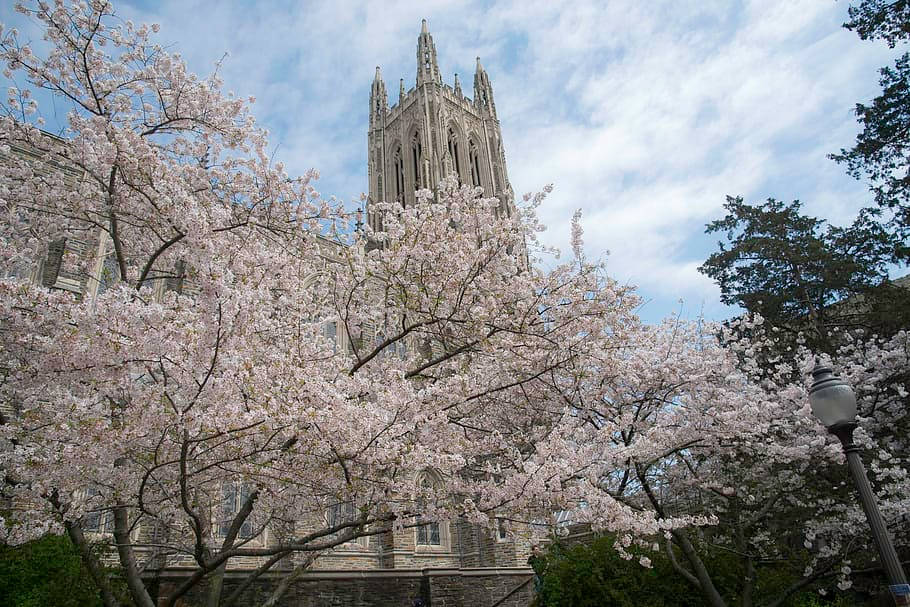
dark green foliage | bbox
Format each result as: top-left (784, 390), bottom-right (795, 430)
top-left (534, 535), bottom-right (872, 607)
top-left (0, 534), bottom-right (105, 607)
top-left (830, 54), bottom-right (910, 243)
top-left (844, 0), bottom-right (910, 47)
top-left (535, 537), bottom-right (708, 607)
top-left (832, 1), bottom-right (910, 248)
top-left (698, 196), bottom-right (906, 354)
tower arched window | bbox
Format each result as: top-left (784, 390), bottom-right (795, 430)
top-left (469, 140), bottom-right (482, 189)
top-left (411, 133), bottom-right (423, 191)
top-left (447, 128), bottom-right (462, 181)
top-left (392, 146), bottom-right (404, 204)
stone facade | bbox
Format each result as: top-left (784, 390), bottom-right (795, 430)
top-left (154, 567), bottom-right (534, 607)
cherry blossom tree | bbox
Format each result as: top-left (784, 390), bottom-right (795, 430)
top-left (529, 312), bottom-right (910, 607)
top-left (0, 3), bottom-right (643, 606)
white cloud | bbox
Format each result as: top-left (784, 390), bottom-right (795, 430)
top-left (2, 0), bottom-right (898, 322)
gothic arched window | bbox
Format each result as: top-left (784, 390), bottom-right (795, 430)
top-left (35, 236), bottom-right (89, 293)
top-left (96, 252), bottom-right (121, 296)
top-left (469, 140), bottom-right (482, 189)
top-left (411, 133), bottom-right (423, 191)
top-left (81, 487), bottom-right (113, 534)
top-left (40, 238), bottom-right (66, 287)
top-left (415, 471), bottom-right (444, 547)
top-left (447, 127), bottom-right (462, 181)
top-left (496, 518), bottom-right (509, 542)
top-left (218, 481), bottom-right (254, 539)
top-left (327, 500), bottom-right (356, 527)
top-left (84, 236), bottom-right (121, 302)
top-left (325, 500), bottom-right (370, 549)
top-left (323, 321), bottom-right (338, 354)
top-left (392, 145), bottom-right (404, 204)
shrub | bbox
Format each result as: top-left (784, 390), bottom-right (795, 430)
top-left (0, 534), bottom-right (105, 607)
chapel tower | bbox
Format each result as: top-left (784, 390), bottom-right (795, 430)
top-left (366, 20), bottom-right (514, 232)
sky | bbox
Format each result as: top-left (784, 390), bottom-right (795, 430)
top-left (1, 0), bottom-right (901, 323)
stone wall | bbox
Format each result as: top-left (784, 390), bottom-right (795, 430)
top-left (152, 567), bottom-right (534, 607)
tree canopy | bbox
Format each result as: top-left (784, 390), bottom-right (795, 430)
top-left (833, 0), bottom-right (910, 248)
top-left (698, 196), bottom-right (907, 354)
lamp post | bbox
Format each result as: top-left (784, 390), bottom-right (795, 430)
top-left (808, 364), bottom-right (909, 606)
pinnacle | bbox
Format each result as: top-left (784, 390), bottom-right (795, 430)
top-left (421, 18), bottom-right (428, 34)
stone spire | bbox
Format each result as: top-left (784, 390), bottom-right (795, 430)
top-left (399, 78), bottom-right (405, 104)
top-left (416, 18), bottom-right (441, 86)
top-left (473, 56), bottom-right (496, 118)
top-left (370, 66), bottom-right (388, 126)
top-left (453, 73), bottom-right (462, 98)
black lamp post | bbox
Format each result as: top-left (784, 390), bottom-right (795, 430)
top-left (808, 364), bottom-right (909, 606)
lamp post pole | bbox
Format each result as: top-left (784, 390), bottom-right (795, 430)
top-left (809, 365), bottom-right (909, 606)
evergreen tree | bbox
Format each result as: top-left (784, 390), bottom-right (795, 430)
top-left (698, 196), bottom-right (906, 354)
top-left (831, 0), bottom-right (910, 250)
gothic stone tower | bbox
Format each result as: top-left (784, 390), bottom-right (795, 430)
top-left (366, 19), bottom-right (514, 232)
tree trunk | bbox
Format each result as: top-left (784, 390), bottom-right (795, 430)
top-left (113, 505), bottom-right (156, 607)
top-left (260, 553), bottom-right (319, 607)
top-left (673, 530), bottom-right (728, 607)
top-left (206, 562), bottom-right (227, 607)
top-left (65, 521), bottom-right (122, 607)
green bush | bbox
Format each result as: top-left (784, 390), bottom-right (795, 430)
top-left (0, 534), bottom-right (105, 607)
top-left (532, 535), bottom-right (864, 607)
top-left (535, 536), bottom-right (710, 607)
